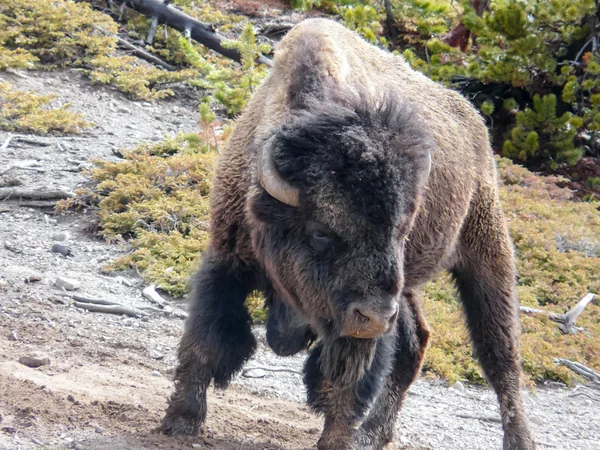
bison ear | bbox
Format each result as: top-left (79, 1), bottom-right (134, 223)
top-left (257, 137), bottom-right (300, 207)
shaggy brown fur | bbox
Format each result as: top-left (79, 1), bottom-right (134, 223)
top-left (161, 19), bottom-right (535, 450)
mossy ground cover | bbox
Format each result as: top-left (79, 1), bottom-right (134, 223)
top-left (1, 0), bottom-right (269, 112)
top-left (70, 132), bottom-right (600, 385)
top-left (0, 81), bottom-right (90, 134)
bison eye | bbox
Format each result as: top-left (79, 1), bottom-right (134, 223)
top-left (307, 222), bottom-right (333, 253)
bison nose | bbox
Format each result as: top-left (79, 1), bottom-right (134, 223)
top-left (341, 302), bottom-right (399, 339)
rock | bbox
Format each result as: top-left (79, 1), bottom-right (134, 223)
top-left (43, 214), bottom-right (57, 225)
top-left (51, 244), bottom-right (74, 257)
top-left (116, 276), bottom-right (133, 287)
top-left (151, 370), bottom-right (162, 377)
top-left (19, 354), bottom-right (50, 368)
top-left (54, 277), bottom-right (80, 291)
top-left (530, 416), bottom-right (544, 426)
top-left (4, 240), bottom-right (22, 253)
top-left (67, 395), bottom-right (75, 403)
top-left (25, 275), bottom-right (42, 284)
top-left (8, 330), bottom-right (18, 341)
top-left (192, 444), bottom-right (201, 449)
top-left (149, 349), bottom-right (164, 360)
top-left (52, 231), bottom-right (70, 241)
top-left (450, 381), bottom-right (465, 391)
top-left (117, 107), bottom-right (131, 114)
top-left (242, 368), bottom-right (268, 379)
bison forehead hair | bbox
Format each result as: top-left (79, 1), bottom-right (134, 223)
top-left (269, 92), bottom-right (434, 235)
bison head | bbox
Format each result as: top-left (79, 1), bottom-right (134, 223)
top-left (250, 94), bottom-right (433, 342)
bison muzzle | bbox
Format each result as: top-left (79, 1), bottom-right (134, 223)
top-left (161, 18), bottom-right (536, 450)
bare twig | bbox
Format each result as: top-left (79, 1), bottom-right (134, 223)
top-left (0, 188), bottom-right (74, 201)
top-left (454, 413), bottom-right (502, 423)
top-left (137, 305), bottom-right (188, 319)
top-left (555, 358), bottom-right (600, 384)
top-left (242, 365), bottom-right (302, 376)
top-left (519, 293), bottom-right (596, 334)
top-left (73, 301), bottom-right (147, 317)
top-left (57, 292), bottom-right (122, 306)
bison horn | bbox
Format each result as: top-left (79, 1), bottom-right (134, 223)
top-left (257, 138), bottom-right (300, 207)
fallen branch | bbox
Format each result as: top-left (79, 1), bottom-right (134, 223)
top-left (519, 293), bottom-right (596, 334)
top-left (124, 0), bottom-right (272, 67)
top-left (57, 292), bottom-right (121, 306)
top-left (58, 292), bottom-right (150, 318)
top-left (0, 135), bottom-right (18, 151)
top-left (73, 301), bottom-right (147, 317)
top-left (555, 358), bottom-right (600, 384)
top-left (137, 305), bottom-right (188, 319)
top-left (242, 365), bottom-right (302, 376)
top-left (142, 284), bottom-right (168, 308)
top-left (454, 413), bottom-right (502, 423)
top-left (100, 27), bottom-right (176, 71)
top-left (0, 188), bottom-right (74, 201)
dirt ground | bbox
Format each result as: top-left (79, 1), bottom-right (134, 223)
top-left (1, 70), bottom-right (599, 450)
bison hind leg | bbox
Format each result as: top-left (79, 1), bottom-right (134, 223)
top-left (266, 298), bottom-right (316, 356)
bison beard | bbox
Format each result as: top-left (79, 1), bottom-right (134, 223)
top-left (161, 18), bottom-right (535, 450)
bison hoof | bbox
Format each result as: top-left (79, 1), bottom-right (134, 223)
top-left (161, 414), bottom-right (201, 437)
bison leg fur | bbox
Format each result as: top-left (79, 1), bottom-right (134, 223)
top-left (356, 290), bottom-right (430, 450)
top-left (304, 335), bottom-right (396, 450)
top-left (161, 251), bottom-right (257, 436)
top-left (452, 187), bottom-right (535, 450)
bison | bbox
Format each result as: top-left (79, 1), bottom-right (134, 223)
top-left (161, 18), bottom-right (535, 450)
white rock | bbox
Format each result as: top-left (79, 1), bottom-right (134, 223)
top-left (52, 231), bottom-right (70, 241)
top-left (243, 368), bottom-right (267, 379)
top-left (450, 381), bottom-right (465, 391)
top-left (54, 277), bottom-right (80, 291)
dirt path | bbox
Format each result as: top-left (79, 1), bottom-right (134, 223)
top-left (1, 70), bottom-right (599, 450)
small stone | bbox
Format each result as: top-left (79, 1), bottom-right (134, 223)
top-left (52, 231), bottom-right (70, 241)
top-left (151, 370), bottom-right (162, 377)
top-left (54, 277), bottom-right (80, 291)
top-left (19, 354), bottom-right (50, 368)
top-left (25, 275), bottom-right (42, 284)
top-left (450, 381), bottom-right (465, 391)
top-left (242, 368), bottom-right (267, 379)
top-left (192, 444), bottom-right (201, 449)
top-left (116, 276), bottom-right (133, 287)
top-left (8, 330), bottom-right (18, 341)
top-left (31, 438), bottom-right (43, 445)
top-left (117, 107), bottom-right (131, 114)
top-left (4, 240), bottom-right (21, 253)
top-left (67, 394), bottom-right (75, 403)
top-left (149, 349), bottom-right (164, 360)
top-left (530, 416), bottom-right (544, 426)
top-left (51, 244), bottom-right (74, 257)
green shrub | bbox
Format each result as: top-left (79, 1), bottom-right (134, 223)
top-left (0, 81), bottom-right (90, 134)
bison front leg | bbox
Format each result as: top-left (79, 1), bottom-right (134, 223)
top-left (304, 335), bottom-right (396, 450)
top-left (451, 187), bottom-right (535, 450)
top-left (161, 251), bottom-right (256, 436)
top-left (356, 290), bottom-right (430, 450)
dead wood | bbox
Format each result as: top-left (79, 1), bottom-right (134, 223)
top-left (58, 293), bottom-right (150, 318)
top-left (242, 365), bottom-right (302, 376)
top-left (72, 301), bottom-right (147, 317)
top-left (137, 305), bottom-right (188, 319)
top-left (555, 358), bottom-right (600, 384)
top-left (99, 27), bottom-right (176, 70)
top-left (454, 413), bottom-right (502, 423)
top-left (0, 188), bottom-right (74, 201)
top-left (142, 284), bottom-right (168, 308)
top-left (519, 293), bottom-right (596, 334)
top-left (122, 0), bottom-right (272, 67)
